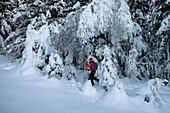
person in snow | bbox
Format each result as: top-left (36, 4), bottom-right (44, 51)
top-left (85, 58), bottom-right (99, 85)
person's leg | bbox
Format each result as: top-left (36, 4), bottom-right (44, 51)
top-left (93, 71), bottom-right (99, 82)
top-left (94, 77), bottom-right (99, 82)
top-left (90, 71), bottom-right (95, 85)
top-left (88, 74), bottom-right (91, 80)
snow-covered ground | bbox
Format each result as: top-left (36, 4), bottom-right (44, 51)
top-left (0, 55), bottom-right (170, 113)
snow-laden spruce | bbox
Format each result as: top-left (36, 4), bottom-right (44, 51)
top-left (77, 0), bottom-right (136, 89)
top-left (46, 52), bottom-right (64, 79)
top-left (0, 19), bottom-right (12, 50)
top-left (0, 19), bottom-right (12, 37)
top-left (19, 0), bottom-right (169, 93)
top-left (126, 48), bottom-right (141, 81)
top-left (22, 24), bottom-right (51, 69)
top-left (99, 46), bottom-right (118, 90)
top-left (21, 16), bottom-right (61, 77)
top-left (77, 0), bottom-right (134, 44)
top-left (0, 35), bottom-right (5, 49)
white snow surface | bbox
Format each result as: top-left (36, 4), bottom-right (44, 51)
top-left (0, 55), bottom-right (170, 113)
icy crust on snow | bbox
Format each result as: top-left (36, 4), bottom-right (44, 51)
top-left (77, 0), bottom-right (134, 43)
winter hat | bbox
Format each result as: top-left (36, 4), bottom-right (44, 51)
top-left (89, 58), bottom-right (93, 62)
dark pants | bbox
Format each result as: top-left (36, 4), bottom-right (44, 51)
top-left (88, 71), bottom-right (99, 85)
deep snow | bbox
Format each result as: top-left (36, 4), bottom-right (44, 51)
top-left (0, 55), bottom-right (170, 113)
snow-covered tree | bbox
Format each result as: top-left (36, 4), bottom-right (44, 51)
top-left (3, 0), bottom-right (88, 60)
top-left (77, 0), bottom-right (136, 89)
top-left (126, 48), bottom-right (141, 80)
top-left (0, 1), bottom-right (15, 51)
top-left (46, 52), bottom-right (64, 79)
top-left (20, 0), bottom-right (93, 80)
top-left (128, 0), bottom-right (170, 80)
top-left (99, 45), bottom-right (118, 90)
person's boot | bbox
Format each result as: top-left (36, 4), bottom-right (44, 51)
top-left (91, 79), bottom-right (94, 86)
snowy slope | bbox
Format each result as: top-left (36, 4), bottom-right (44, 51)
top-left (0, 55), bottom-right (170, 113)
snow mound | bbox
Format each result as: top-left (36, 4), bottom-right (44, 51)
top-left (104, 82), bottom-right (131, 106)
top-left (2, 64), bottom-right (16, 70)
top-left (20, 66), bottom-right (41, 77)
top-left (82, 80), bottom-right (97, 96)
top-left (136, 78), bottom-right (162, 107)
top-left (0, 55), bottom-right (16, 69)
top-left (81, 80), bottom-right (103, 102)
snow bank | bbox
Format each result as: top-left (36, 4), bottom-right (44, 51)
top-left (81, 80), bottom-right (104, 102)
top-left (82, 80), bottom-right (97, 96)
top-left (1, 56), bottom-right (170, 113)
top-left (103, 82), bottom-right (131, 106)
top-left (136, 78), bottom-right (162, 107)
top-left (20, 66), bottom-right (42, 76)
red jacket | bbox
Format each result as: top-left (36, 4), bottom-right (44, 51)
top-left (85, 61), bottom-right (94, 71)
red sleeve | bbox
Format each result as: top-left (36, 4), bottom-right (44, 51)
top-left (85, 62), bottom-right (93, 68)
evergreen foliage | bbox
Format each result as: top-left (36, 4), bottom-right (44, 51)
top-left (128, 0), bottom-right (170, 80)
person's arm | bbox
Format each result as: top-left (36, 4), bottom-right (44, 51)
top-left (85, 62), bottom-right (93, 68)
